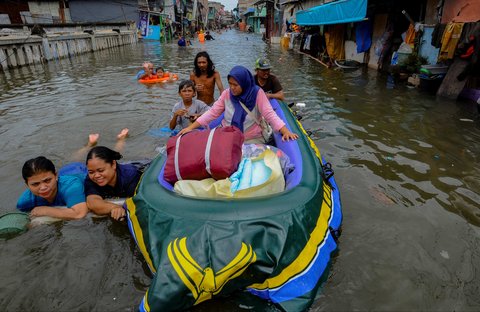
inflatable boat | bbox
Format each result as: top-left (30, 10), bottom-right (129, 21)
top-left (126, 100), bottom-right (342, 311)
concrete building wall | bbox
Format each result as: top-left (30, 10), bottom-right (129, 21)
top-left (237, 0), bottom-right (258, 14)
top-left (441, 0), bottom-right (480, 23)
top-left (0, 1), bottom-right (29, 24)
top-left (199, 0), bottom-right (209, 25)
top-left (28, 1), bottom-right (60, 18)
top-left (297, 0), bottom-right (326, 11)
top-left (27, 1), bottom-right (72, 23)
top-left (424, 0), bottom-right (439, 24)
top-left (69, 0), bottom-right (139, 23)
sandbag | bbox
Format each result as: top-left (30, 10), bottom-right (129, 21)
top-left (164, 126), bottom-right (244, 184)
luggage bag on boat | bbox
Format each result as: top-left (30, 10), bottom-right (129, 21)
top-left (164, 126), bottom-right (244, 184)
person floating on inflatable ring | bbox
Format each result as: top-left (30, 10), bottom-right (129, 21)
top-left (156, 66), bottom-right (175, 82)
top-left (136, 62), bottom-right (155, 80)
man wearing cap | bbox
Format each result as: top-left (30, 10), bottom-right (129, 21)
top-left (254, 58), bottom-right (285, 101)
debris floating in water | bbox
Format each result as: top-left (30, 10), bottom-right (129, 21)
top-left (296, 102), bottom-right (306, 107)
top-left (239, 304), bottom-right (255, 310)
top-left (459, 118), bottom-right (473, 122)
top-left (440, 250), bottom-right (449, 259)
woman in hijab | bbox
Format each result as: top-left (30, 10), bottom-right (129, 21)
top-left (179, 65), bottom-right (298, 143)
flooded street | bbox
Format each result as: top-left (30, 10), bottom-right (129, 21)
top-left (1, 30), bottom-right (480, 311)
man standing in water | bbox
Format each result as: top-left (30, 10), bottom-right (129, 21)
top-left (190, 52), bottom-right (224, 105)
top-left (254, 58), bottom-right (285, 102)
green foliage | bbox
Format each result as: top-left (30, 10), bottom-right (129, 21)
top-left (403, 54), bottom-right (428, 74)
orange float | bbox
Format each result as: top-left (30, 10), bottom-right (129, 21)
top-left (139, 73), bottom-right (178, 84)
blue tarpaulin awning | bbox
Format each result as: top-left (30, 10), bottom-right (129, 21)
top-left (242, 8), bottom-right (255, 16)
top-left (296, 0), bottom-right (367, 26)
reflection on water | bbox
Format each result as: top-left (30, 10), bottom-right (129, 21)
top-left (1, 31), bottom-right (479, 311)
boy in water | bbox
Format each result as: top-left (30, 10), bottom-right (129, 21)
top-left (169, 80), bottom-right (210, 130)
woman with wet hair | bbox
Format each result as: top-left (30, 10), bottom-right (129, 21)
top-left (17, 156), bottom-right (88, 220)
top-left (84, 146), bottom-right (143, 221)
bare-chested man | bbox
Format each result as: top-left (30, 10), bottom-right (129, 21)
top-left (189, 52), bottom-right (224, 105)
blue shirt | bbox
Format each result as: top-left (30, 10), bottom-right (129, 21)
top-left (178, 38), bottom-right (186, 47)
top-left (17, 175), bottom-right (86, 212)
top-left (136, 70), bottom-right (145, 80)
top-left (136, 69), bottom-right (157, 80)
top-left (84, 163), bottom-right (141, 199)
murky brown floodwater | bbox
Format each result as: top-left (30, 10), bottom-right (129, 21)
top-left (1, 31), bottom-right (479, 311)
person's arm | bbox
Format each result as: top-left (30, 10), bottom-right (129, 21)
top-left (30, 202), bottom-right (88, 220)
top-left (138, 72), bottom-right (150, 80)
top-left (257, 90), bottom-right (298, 141)
top-left (178, 92), bottom-right (226, 135)
top-left (83, 177), bottom-right (120, 217)
top-left (278, 125), bottom-right (298, 141)
top-left (170, 108), bottom-right (187, 130)
top-left (189, 101), bottom-right (210, 121)
top-left (86, 194), bottom-right (125, 220)
top-left (136, 70), bottom-right (146, 80)
top-left (138, 63), bottom-right (154, 80)
top-left (29, 175), bottom-right (89, 220)
top-left (266, 76), bottom-right (285, 101)
top-left (266, 89), bottom-right (285, 101)
top-left (17, 190), bottom-right (35, 212)
top-left (192, 90), bottom-right (227, 128)
top-left (178, 121), bottom-right (201, 135)
top-left (169, 114), bottom-right (178, 130)
top-left (214, 71), bottom-right (225, 94)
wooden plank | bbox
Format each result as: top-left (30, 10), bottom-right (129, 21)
top-left (436, 58), bottom-right (469, 99)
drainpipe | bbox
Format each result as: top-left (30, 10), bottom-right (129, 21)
top-left (59, 0), bottom-right (66, 23)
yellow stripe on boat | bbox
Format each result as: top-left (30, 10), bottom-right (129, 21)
top-left (249, 183), bottom-right (332, 290)
top-left (126, 197), bottom-right (156, 273)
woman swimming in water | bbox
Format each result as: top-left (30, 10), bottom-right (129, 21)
top-left (17, 156), bottom-right (88, 220)
top-left (84, 146), bottom-right (143, 221)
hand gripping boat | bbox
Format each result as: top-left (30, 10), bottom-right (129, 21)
top-left (126, 100), bottom-right (343, 311)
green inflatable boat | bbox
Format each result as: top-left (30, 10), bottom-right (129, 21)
top-left (126, 100), bottom-right (342, 311)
